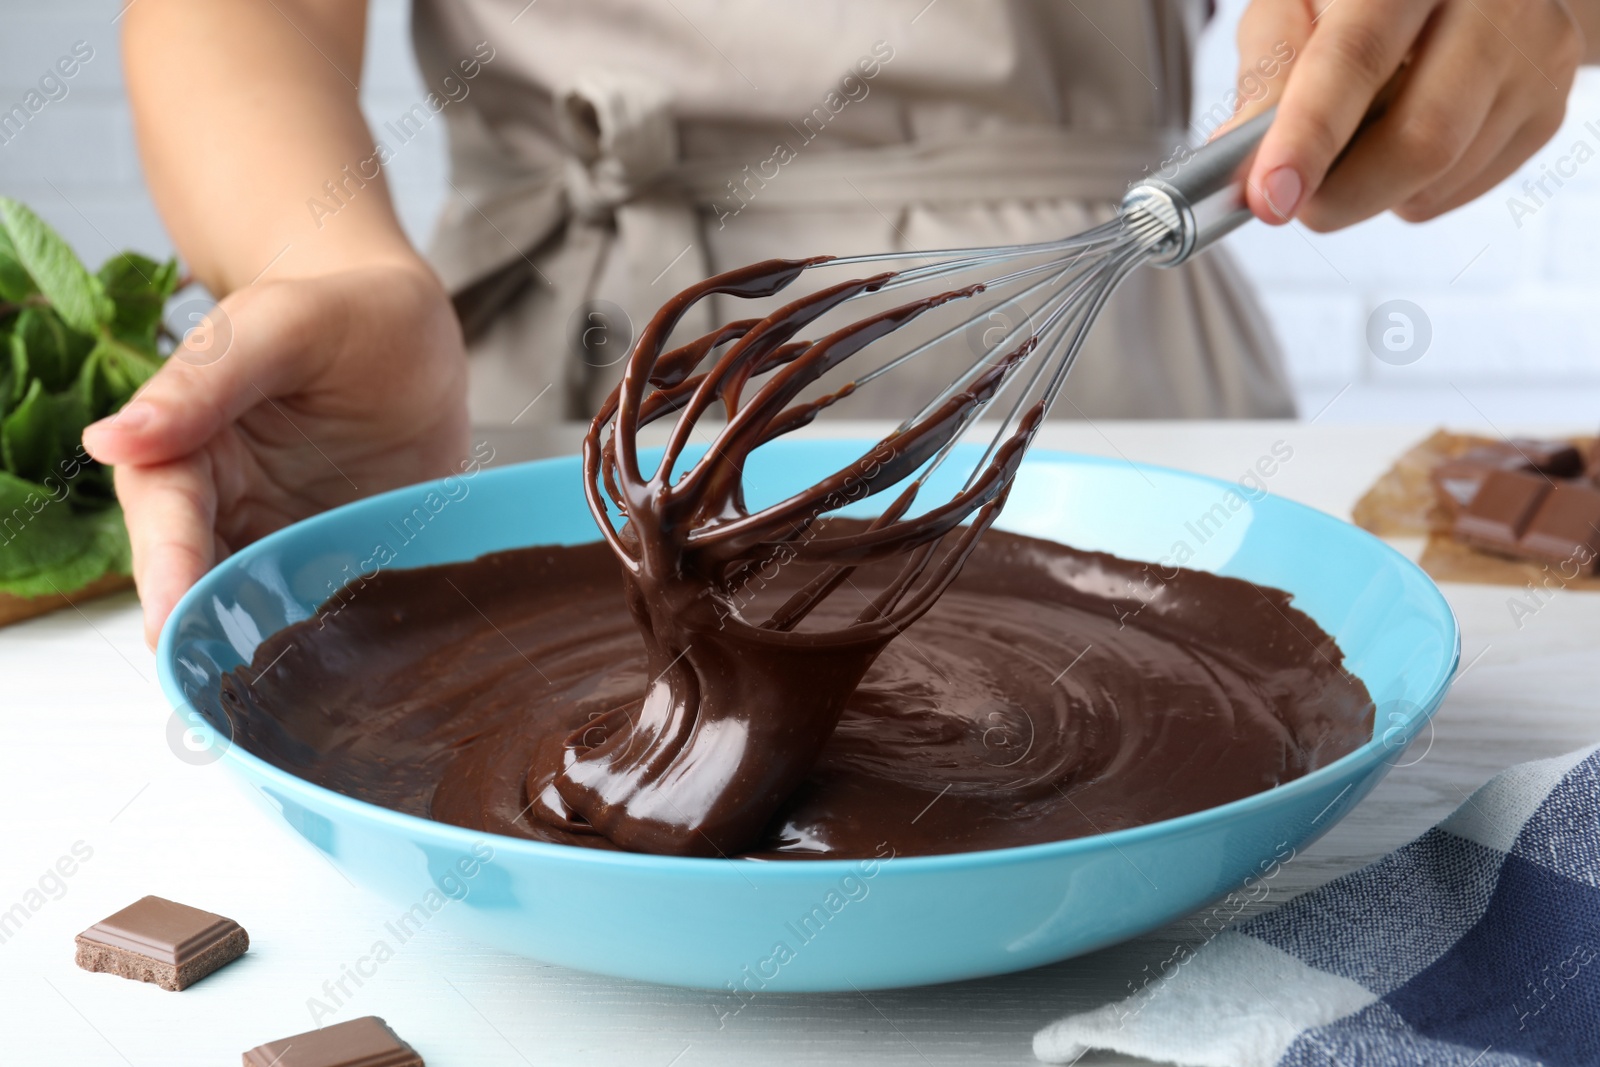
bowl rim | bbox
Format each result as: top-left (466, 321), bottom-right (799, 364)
top-left (157, 442), bottom-right (1461, 878)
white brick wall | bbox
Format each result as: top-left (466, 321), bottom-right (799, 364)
top-left (1197, 0), bottom-right (1600, 426)
top-left (1, 0), bottom-right (1596, 425)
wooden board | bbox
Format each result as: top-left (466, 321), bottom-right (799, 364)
top-left (0, 571), bottom-right (134, 627)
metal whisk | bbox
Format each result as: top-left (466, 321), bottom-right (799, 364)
top-left (584, 110), bottom-right (1277, 636)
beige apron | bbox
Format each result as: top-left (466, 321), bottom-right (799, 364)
top-left (412, 0), bottom-right (1294, 424)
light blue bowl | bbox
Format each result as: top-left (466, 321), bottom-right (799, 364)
top-left (157, 441), bottom-right (1459, 992)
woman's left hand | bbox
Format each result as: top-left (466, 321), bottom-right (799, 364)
top-left (1232, 0), bottom-right (1593, 230)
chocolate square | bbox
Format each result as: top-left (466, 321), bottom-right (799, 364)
top-left (1503, 437), bottom-right (1582, 476)
top-left (1431, 457), bottom-right (1501, 517)
top-left (1454, 469), bottom-right (1552, 554)
top-left (1518, 482), bottom-right (1600, 572)
top-left (1429, 440), bottom-right (1579, 519)
top-left (242, 1016), bottom-right (424, 1067)
top-left (75, 895), bottom-right (248, 991)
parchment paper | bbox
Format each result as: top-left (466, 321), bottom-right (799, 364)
top-left (1350, 429), bottom-right (1600, 589)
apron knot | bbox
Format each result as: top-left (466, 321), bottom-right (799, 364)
top-left (557, 68), bottom-right (679, 223)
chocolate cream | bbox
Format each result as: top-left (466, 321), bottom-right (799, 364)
top-left (218, 258), bottom-right (1374, 860)
top-left (219, 528), bottom-right (1372, 859)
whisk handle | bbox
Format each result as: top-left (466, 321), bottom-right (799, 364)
top-left (1121, 106), bottom-right (1276, 267)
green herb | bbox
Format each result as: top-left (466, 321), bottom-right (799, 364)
top-left (0, 197), bottom-right (180, 600)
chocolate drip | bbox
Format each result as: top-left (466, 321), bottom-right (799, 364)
top-left (546, 260), bottom-right (1048, 856)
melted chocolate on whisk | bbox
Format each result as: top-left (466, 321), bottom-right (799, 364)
top-left (539, 259), bottom-right (1049, 856)
top-left (217, 259), bottom-right (1374, 860)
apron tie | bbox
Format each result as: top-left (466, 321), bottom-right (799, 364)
top-left (429, 73), bottom-right (1187, 414)
top-left (555, 67), bottom-right (714, 361)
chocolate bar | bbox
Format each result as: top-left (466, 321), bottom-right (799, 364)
top-left (1453, 468), bottom-right (1552, 554)
top-left (1430, 439), bottom-right (1582, 518)
top-left (1503, 437), bottom-right (1583, 477)
top-left (1437, 431), bottom-right (1600, 571)
top-left (75, 895), bottom-right (248, 991)
top-left (1519, 482), bottom-right (1600, 572)
top-left (1432, 456), bottom-right (1507, 516)
top-left (242, 1016), bottom-right (424, 1067)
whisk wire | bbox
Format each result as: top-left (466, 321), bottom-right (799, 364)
top-left (587, 202), bottom-right (1183, 635)
top-left (864, 209), bottom-right (1174, 504)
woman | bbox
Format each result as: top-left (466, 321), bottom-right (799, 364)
top-left (89, 0), bottom-right (1593, 644)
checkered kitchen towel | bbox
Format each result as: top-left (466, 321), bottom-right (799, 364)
top-left (1035, 745), bottom-right (1600, 1066)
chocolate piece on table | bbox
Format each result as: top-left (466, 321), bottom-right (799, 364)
top-left (1431, 457), bottom-right (1502, 517)
top-left (1588, 437), bottom-right (1600, 484)
top-left (242, 1016), bottom-right (423, 1067)
top-left (1502, 437), bottom-right (1583, 476)
top-left (1453, 468), bottom-right (1551, 555)
top-left (1518, 482), bottom-right (1600, 573)
top-left (1429, 440), bottom-right (1574, 519)
top-left (75, 895), bottom-right (248, 991)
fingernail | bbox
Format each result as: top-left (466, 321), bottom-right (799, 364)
top-left (1262, 166), bottom-right (1302, 221)
top-left (98, 401), bottom-right (153, 434)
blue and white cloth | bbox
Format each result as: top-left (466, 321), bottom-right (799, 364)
top-left (1035, 745), bottom-right (1600, 1066)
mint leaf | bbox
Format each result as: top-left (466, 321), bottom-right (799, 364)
top-left (0, 199), bottom-right (161, 602)
top-left (0, 474), bottom-right (129, 598)
top-left (10, 306), bottom-right (94, 392)
top-left (0, 322), bottom-right (14, 421)
top-left (0, 225), bottom-right (36, 304)
top-left (75, 341), bottom-right (110, 417)
top-left (0, 379), bottom-right (90, 490)
top-left (5, 333), bottom-right (25, 410)
top-left (99, 252), bottom-right (180, 347)
top-left (0, 198), bottom-right (113, 335)
top-left (0, 473), bottom-right (91, 584)
top-left (52, 386), bottom-right (91, 481)
top-left (1, 379), bottom-right (58, 482)
top-left (85, 334), bottom-right (161, 413)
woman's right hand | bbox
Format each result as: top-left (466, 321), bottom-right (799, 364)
top-left (83, 259), bottom-right (469, 648)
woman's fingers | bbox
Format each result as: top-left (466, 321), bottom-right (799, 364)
top-left (1395, 3), bottom-right (1580, 219)
top-left (1228, 0), bottom-right (1311, 127)
top-left (113, 455), bottom-right (220, 649)
top-left (82, 285), bottom-right (308, 469)
top-left (1245, 0), bottom-right (1437, 223)
top-left (1234, 0), bottom-right (1583, 229)
top-left (1296, 1), bottom-right (1502, 230)
top-left (84, 282), bottom-right (319, 647)
top-left (1402, 114), bottom-right (1561, 220)
top-left (80, 265), bottom-right (463, 648)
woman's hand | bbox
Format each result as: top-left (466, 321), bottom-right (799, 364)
top-left (1234, 0), bottom-right (1591, 230)
top-left (83, 261), bottom-right (469, 647)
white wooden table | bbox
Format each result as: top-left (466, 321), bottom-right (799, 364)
top-left (3, 421), bottom-right (1596, 1066)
